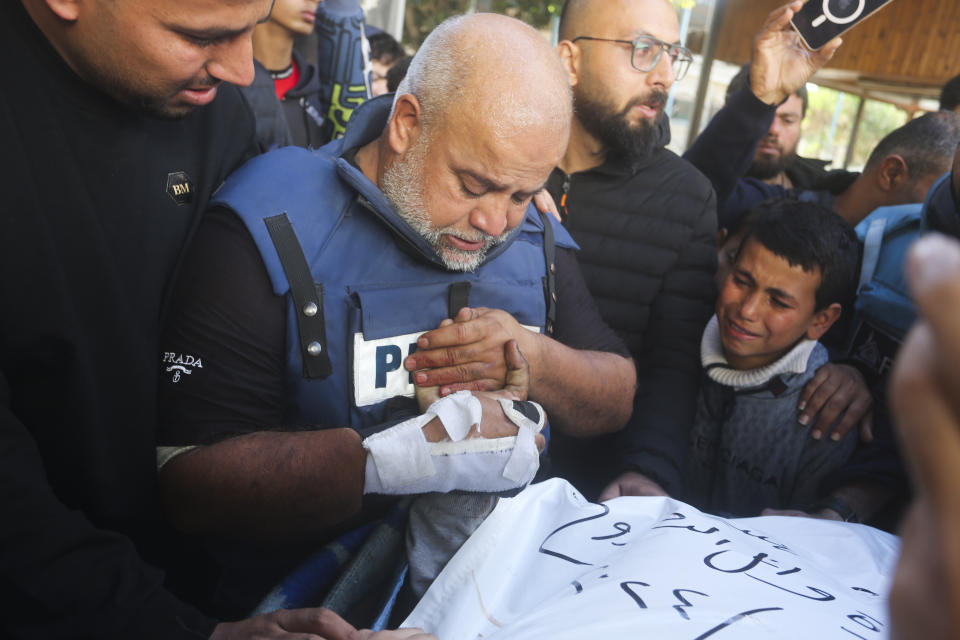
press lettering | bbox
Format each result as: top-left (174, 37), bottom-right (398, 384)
top-left (375, 344), bottom-right (402, 388)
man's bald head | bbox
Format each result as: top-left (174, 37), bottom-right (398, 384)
top-left (559, 0), bottom-right (673, 42)
top-left (372, 14), bottom-right (572, 272)
top-left (393, 13), bottom-right (571, 140)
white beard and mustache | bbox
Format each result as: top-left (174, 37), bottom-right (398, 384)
top-left (380, 133), bottom-right (510, 272)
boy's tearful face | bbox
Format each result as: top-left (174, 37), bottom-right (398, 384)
top-left (716, 237), bottom-right (835, 371)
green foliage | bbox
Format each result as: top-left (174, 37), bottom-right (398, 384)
top-left (799, 85), bottom-right (909, 171)
top-left (402, 0), bottom-right (556, 47)
top-left (852, 100), bottom-right (909, 169)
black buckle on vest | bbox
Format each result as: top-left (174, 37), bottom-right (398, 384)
top-left (539, 211), bottom-right (557, 337)
top-left (264, 214), bottom-right (332, 379)
top-left (447, 281), bottom-right (472, 318)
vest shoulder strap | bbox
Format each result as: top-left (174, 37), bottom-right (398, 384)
top-left (211, 145), bottom-right (354, 296)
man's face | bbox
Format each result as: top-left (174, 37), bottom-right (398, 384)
top-left (371, 58), bottom-right (393, 97)
top-left (716, 237), bottom-right (828, 370)
top-left (66, 0), bottom-right (274, 118)
top-left (569, 0), bottom-right (680, 161)
top-left (382, 110), bottom-right (564, 272)
top-left (749, 93), bottom-right (803, 181)
top-left (904, 171), bottom-right (945, 206)
top-left (268, 0), bottom-right (318, 37)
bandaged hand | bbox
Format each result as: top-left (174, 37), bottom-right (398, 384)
top-left (363, 341), bottom-right (546, 495)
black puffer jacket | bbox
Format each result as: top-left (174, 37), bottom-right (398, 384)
top-left (280, 49), bottom-right (330, 149)
top-left (546, 117), bottom-right (718, 498)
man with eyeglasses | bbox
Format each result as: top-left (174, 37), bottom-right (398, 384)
top-left (545, 0), bottom-right (840, 504)
top-left (541, 0), bottom-right (714, 504)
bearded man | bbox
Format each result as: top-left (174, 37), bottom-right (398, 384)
top-left (156, 12), bottom-right (635, 617)
top-left (544, 0), bottom-right (840, 504)
top-left (723, 64), bottom-right (808, 189)
top-left (543, 0), bottom-right (717, 502)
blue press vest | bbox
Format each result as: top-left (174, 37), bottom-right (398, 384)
top-left (211, 110), bottom-right (576, 429)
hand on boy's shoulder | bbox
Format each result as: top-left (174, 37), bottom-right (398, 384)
top-left (798, 363), bottom-right (874, 443)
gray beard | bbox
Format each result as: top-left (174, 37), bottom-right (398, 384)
top-left (380, 137), bottom-right (507, 272)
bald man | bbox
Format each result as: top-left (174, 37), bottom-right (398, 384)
top-left (542, 0), bottom-right (716, 501)
top-left (157, 13), bottom-right (635, 615)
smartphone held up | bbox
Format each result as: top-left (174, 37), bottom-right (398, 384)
top-left (791, 0), bottom-right (895, 50)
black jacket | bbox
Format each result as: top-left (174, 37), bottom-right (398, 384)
top-left (244, 61), bottom-right (295, 151)
top-left (546, 117), bottom-right (718, 497)
top-left (0, 2), bottom-right (256, 637)
top-left (280, 49), bottom-right (330, 148)
top-left (243, 50), bottom-right (330, 150)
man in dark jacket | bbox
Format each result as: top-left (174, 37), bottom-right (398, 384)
top-left (546, 0), bottom-right (840, 501)
top-left (1, 0), bottom-right (386, 638)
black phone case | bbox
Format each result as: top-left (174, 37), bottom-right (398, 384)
top-left (790, 0), bottom-right (894, 50)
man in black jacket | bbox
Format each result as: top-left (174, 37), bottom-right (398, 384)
top-left (1, 0), bottom-right (390, 638)
top-left (546, 0), bottom-right (839, 501)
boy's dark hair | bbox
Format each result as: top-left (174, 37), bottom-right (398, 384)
top-left (940, 74), bottom-right (960, 112)
top-left (368, 31), bottom-right (405, 64)
top-left (737, 199), bottom-right (859, 312)
top-left (726, 63), bottom-right (807, 117)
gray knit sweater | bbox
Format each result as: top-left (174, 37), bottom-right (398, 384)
top-left (683, 316), bottom-right (857, 517)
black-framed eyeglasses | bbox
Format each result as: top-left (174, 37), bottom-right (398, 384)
top-left (572, 35), bottom-right (693, 81)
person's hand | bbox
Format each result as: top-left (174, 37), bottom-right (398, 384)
top-left (888, 234), bottom-right (960, 640)
top-left (598, 471), bottom-right (669, 501)
top-left (405, 307), bottom-right (539, 395)
top-left (750, 0), bottom-right (842, 105)
top-left (533, 188), bottom-right (562, 222)
top-left (798, 363), bottom-right (874, 442)
top-left (419, 340), bottom-right (546, 452)
top-left (210, 607), bottom-right (359, 639)
top-left (760, 507), bottom-right (843, 521)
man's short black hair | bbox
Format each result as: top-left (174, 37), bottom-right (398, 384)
top-left (864, 111), bottom-right (960, 179)
top-left (940, 74), bottom-right (960, 112)
top-left (386, 55), bottom-right (412, 93)
top-left (726, 63), bottom-right (807, 117)
top-left (737, 199), bottom-right (859, 312)
top-left (368, 31), bottom-right (405, 64)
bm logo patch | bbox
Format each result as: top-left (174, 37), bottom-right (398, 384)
top-left (165, 171), bottom-right (194, 205)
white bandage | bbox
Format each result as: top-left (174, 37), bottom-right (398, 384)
top-left (362, 393), bottom-right (545, 495)
top-left (427, 390), bottom-right (482, 441)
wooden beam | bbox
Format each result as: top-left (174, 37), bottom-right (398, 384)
top-left (714, 0), bottom-right (960, 88)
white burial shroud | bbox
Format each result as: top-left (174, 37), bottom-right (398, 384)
top-left (404, 478), bottom-right (898, 640)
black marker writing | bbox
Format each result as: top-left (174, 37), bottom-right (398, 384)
top-left (673, 589), bottom-right (709, 620)
top-left (538, 503), bottom-right (610, 566)
top-left (745, 574), bottom-right (835, 601)
top-left (620, 581), bottom-right (651, 609)
top-left (592, 522), bottom-right (631, 541)
top-left (703, 550), bottom-right (769, 573)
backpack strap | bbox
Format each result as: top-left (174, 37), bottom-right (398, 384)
top-left (857, 217), bottom-right (887, 293)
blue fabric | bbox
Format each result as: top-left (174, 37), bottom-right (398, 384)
top-left (850, 173), bottom-right (952, 342)
top-left (213, 95), bottom-right (576, 430)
